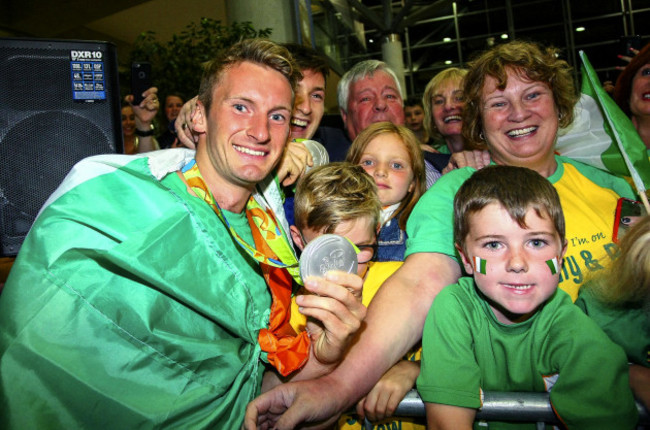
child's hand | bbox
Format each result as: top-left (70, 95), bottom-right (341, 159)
top-left (297, 270), bottom-right (366, 365)
top-left (355, 359), bottom-right (421, 422)
top-left (602, 80), bottom-right (615, 95)
top-left (421, 143), bottom-right (439, 153)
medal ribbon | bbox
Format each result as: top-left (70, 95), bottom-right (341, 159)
top-left (181, 160), bottom-right (301, 284)
top-left (182, 161), bottom-right (310, 376)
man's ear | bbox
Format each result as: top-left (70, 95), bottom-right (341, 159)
top-left (455, 243), bottom-right (474, 275)
top-left (192, 100), bottom-right (207, 134)
top-left (290, 225), bottom-right (305, 251)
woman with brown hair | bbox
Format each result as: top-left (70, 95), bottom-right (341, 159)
top-left (614, 42), bottom-right (650, 149)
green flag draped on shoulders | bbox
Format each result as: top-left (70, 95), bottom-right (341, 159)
top-left (0, 149), bottom-right (274, 429)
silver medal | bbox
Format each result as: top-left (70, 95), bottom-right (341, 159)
top-left (301, 139), bottom-right (330, 172)
top-left (299, 234), bottom-right (358, 280)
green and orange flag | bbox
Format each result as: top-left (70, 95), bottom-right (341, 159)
top-left (473, 256), bottom-right (487, 275)
top-left (556, 51), bottom-right (650, 209)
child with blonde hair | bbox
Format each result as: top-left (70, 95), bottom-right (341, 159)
top-left (290, 162), bottom-right (425, 430)
top-left (576, 215), bottom-right (650, 409)
top-left (346, 122), bottom-right (426, 262)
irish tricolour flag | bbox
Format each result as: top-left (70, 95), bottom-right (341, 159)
top-left (556, 51), bottom-right (650, 207)
top-left (473, 256), bottom-right (487, 275)
top-left (546, 256), bottom-right (560, 275)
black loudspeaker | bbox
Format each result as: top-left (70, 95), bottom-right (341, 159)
top-left (0, 38), bottom-right (123, 256)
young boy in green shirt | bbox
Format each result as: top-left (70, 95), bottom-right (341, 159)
top-left (417, 165), bottom-right (638, 429)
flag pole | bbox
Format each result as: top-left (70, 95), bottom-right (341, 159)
top-left (639, 189), bottom-right (650, 213)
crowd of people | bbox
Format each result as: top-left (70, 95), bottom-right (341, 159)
top-left (0, 35), bottom-right (648, 429)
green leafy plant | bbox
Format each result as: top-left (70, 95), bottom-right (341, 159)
top-left (125, 18), bottom-right (272, 101)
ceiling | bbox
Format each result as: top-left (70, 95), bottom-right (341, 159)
top-left (314, 0), bottom-right (650, 95)
top-left (1, 0), bottom-right (648, 98)
top-left (0, 0), bottom-right (228, 60)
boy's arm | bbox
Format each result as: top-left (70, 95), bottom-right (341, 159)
top-left (549, 311), bottom-right (638, 429)
top-left (356, 359), bottom-right (421, 422)
top-left (629, 364), bottom-right (650, 410)
top-left (298, 271), bottom-right (366, 367)
top-left (275, 140), bottom-right (313, 186)
top-left (426, 403), bottom-right (475, 430)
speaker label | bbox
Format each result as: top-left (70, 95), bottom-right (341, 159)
top-left (70, 50), bottom-right (106, 101)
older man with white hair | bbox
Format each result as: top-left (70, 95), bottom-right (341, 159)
top-left (315, 60), bottom-right (405, 161)
top-left (317, 59), bottom-right (443, 186)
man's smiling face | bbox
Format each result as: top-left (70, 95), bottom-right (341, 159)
top-left (290, 68), bottom-right (326, 140)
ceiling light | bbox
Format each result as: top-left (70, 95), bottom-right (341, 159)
top-left (445, 60), bottom-right (452, 65)
top-left (501, 34), bottom-right (508, 39)
top-left (443, 37), bottom-right (452, 42)
top-left (575, 27), bottom-right (585, 32)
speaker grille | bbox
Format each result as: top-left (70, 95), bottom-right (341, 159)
top-left (0, 38), bottom-right (122, 256)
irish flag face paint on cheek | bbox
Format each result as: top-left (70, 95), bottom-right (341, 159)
top-left (462, 203), bottom-right (564, 325)
top-left (473, 256), bottom-right (487, 275)
top-left (546, 256), bottom-right (560, 275)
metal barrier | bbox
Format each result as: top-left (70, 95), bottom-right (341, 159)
top-left (364, 389), bottom-right (650, 429)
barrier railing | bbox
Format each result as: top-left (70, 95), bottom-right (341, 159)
top-left (363, 390), bottom-right (650, 429)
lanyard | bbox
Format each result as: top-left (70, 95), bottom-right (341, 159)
top-left (181, 159), bottom-right (301, 284)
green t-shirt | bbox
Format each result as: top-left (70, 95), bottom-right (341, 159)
top-left (575, 286), bottom-right (650, 367)
top-left (223, 207), bottom-right (255, 246)
top-left (417, 277), bottom-right (638, 430)
top-left (406, 155), bottom-right (635, 300)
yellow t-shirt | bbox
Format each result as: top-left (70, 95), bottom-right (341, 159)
top-left (406, 155), bottom-right (635, 302)
top-left (553, 162), bottom-right (625, 300)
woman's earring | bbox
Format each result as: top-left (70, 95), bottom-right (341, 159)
top-left (479, 131), bottom-right (485, 141)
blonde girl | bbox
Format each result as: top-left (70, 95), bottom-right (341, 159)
top-left (346, 122), bottom-right (426, 261)
top-left (575, 215), bottom-right (650, 408)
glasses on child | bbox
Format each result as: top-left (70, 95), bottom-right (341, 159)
top-left (356, 243), bottom-right (378, 264)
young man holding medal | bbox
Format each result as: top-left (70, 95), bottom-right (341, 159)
top-left (0, 39), bottom-right (365, 429)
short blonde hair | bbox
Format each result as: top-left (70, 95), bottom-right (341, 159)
top-left (422, 68), bottom-right (468, 140)
top-left (462, 40), bottom-right (578, 149)
top-left (346, 122), bottom-right (425, 230)
top-left (586, 215), bottom-right (650, 307)
top-left (293, 162), bottom-right (381, 233)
